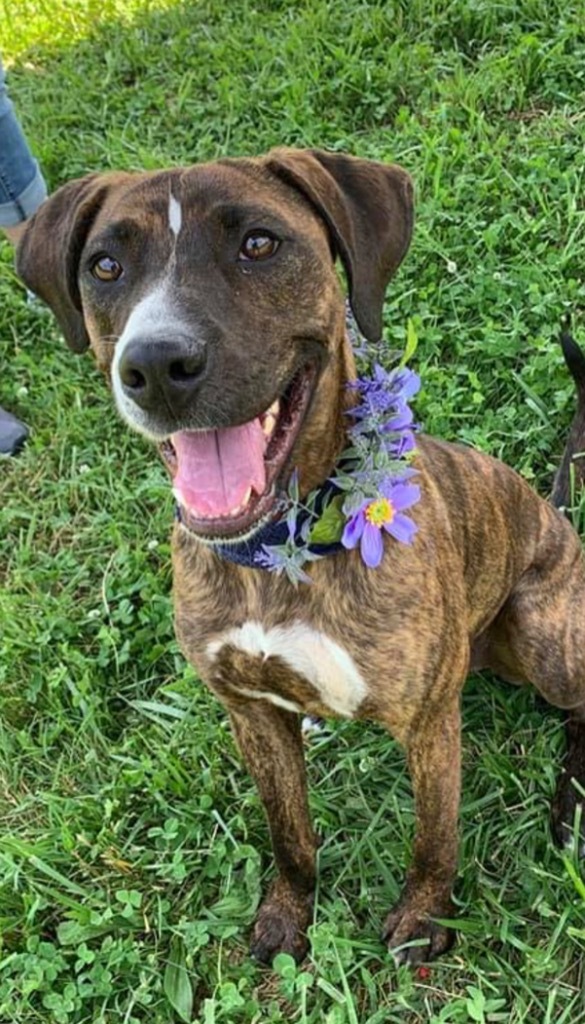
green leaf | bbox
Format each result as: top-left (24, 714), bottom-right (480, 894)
top-left (562, 855), bottom-right (585, 900)
top-left (466, 985), bottom-right (486, 1023)
top-left (272, 952), bottom-right (298, 979)
top-left (401, 318), bottom-right (418, 366)
top-left (164, 939), bottom-right (194, 1023)
top-left (308, 496), bottom-right (345, 544)
top-left (115, 888), bottom-right (142, 908)
top-left (203, 1000), bottom-right (215, 1024)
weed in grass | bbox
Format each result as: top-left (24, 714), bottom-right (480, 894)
top-left (1, 1), bottom-right (585, 1021)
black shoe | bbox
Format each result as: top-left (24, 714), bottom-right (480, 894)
top-left (0, 406), bottom-right (29, 455)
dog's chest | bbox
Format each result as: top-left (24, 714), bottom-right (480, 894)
top-left (206, 619), bottom-right (368, 718)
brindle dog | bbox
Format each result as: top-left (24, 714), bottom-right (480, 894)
top-left (17, 149), bottom-right (585, 965)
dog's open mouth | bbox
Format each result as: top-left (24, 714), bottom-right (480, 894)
top-left (160, 364), bottom-right (317, 540)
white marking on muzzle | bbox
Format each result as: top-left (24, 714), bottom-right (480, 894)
top-left (111, 282), bottom-right (193, 440)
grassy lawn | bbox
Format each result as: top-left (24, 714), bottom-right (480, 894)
top-left (1, 0), bottom-right (585, 1020)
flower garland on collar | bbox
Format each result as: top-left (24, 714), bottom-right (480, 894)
top-left (251, 308), bottom-right (421, 584)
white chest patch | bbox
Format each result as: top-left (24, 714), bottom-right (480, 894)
top-left (207, 620), bottom-right (368, 717)
top-left (168, 192), bottom-right (182, 237)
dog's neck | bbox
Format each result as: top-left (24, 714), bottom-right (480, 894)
top-left (294, 326), bottom-right (357, 498)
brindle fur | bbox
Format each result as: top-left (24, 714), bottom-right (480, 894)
top-left (17, 149), bottom-right (585, 966)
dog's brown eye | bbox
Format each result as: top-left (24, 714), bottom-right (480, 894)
top-left (239, 232), bottom-right (279, 261)
top-left (91, 255), bottom-right (123, 282)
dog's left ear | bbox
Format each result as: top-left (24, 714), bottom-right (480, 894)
top-left (265, 148), bottom-right (414, 342)
top-left (16, 174), bottom-right (121, 353)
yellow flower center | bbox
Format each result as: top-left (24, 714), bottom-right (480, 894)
top-left (365, 498), bottom-right (394, 526)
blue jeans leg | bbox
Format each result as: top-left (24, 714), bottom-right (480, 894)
top-left (0, 59), bottom-right (47, 227)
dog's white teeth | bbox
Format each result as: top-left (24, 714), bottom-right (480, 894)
top-left (173, 487), bottom-right (254, 521)
top-left (261, 399), bottom-right (280, 437)
top-left (262, 413), bottom-right (277, 438)
top-left (226, 488), bottom-right (253, 517)
top-left (262, 400), bottom-right (280, 436)
top-left (234, 488), bottom-right (252, 512)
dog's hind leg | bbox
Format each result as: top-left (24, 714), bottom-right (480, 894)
top-left (484, 520), bottom-right (585, 853)
top-left (551, 331), bottom-right (585, 508)
top-left (488, 334), bottom-right (585, 852)
top-left (551, 711), bottom-right (585, 853)
top-left (228, 701), bottom-right (317, 964)
top-left (549, 331), bottom-right (585, 850)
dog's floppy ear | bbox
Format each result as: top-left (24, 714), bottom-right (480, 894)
top-left (16, 175), bottom-right (113, 353)
top-left (265, 148), bottom-right (414, 343)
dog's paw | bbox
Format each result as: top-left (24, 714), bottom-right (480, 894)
top-left (250, 883), bottom-right (313, 965)
top-left (551, 772), bottom-right (585, 856)
top-left (381, 897), bottom-right (455, 966)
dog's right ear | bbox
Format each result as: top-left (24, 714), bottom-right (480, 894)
top-left (16, 175), bottom-right (112, 353)
top-left (265, 148), bottom-right (414, 344)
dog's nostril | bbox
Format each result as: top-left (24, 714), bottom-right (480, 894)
top-left (169, 357), bottom-right (203, 382)
top-left (118, 339), bottom-right (206, 403)
top-left (121, 366), bottom-right (147, 391)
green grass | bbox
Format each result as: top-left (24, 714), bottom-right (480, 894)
top-left (1, 0), bottom-right (585, 1020)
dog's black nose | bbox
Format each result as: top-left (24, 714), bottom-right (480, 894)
top-left (118, 336), bottom-right (207, 412)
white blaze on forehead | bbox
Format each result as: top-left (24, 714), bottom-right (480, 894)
top-left (207, 620), bottom-right (368, 718)
top-left (168, 192), bottom-right (182, 238)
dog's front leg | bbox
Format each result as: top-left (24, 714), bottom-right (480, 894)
top-left (382, 695), bottom-right (461, 965)
top-left (228, 701), bottom-right (317, 964)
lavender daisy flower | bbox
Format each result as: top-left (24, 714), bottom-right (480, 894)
top-left (341, 481), bottom-right (421, 568)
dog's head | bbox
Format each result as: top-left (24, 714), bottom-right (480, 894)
top-left (17, 149), bottom-right (413, 541)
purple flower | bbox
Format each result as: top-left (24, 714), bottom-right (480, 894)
top-left (381, 429), bottom-right (417, 458)
top-left (254, 541), bottom-right (320, 585)
top-left (346, 366), bottom-right (421, 462)
top-left (256, 318), bottom-right (422, 584)
top-left (388, 367), bottom-right (421, 402)
top-left (381, 405), bottom-right (414, 432)
top-left (341, 481), bottom-right (420, 568)
top-left (254, 545), bottom-right (290, 573)
top-left (347, 365), bottom-right (421, 420)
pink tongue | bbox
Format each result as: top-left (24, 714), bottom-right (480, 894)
top-left (172, 420), bottom-right (267, 518)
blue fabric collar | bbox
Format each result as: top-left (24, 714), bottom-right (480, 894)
top-left (175, 478), bottom-right (344, 570)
